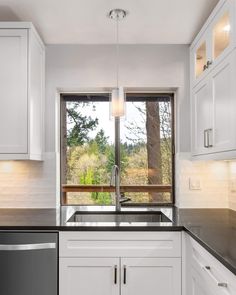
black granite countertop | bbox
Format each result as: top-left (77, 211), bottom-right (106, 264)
top-left (178, 208), bottom-right (236, 276)
top-left (0, 207), bottom-right (235, 276)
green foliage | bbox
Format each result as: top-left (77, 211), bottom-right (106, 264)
top-left (94, 129), bottom-right (109, 153)
top-left (67, 102), bottom-right (98, 147)
top-left (91, 192), bottom-right (112, 205)
top-left (105, 145), bottom-right (115, 173)
top-left (105, 143), bottom-right (129, 178)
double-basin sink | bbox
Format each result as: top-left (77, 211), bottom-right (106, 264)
top-left (67, 210), bottom-right (172, 224)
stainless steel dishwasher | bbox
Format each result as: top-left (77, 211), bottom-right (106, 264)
top-left (0, 232), bottom-right (57, 295)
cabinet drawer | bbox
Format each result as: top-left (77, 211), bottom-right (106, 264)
top-left (189, 236), bottom-right (236, 295)
top-left (59, 232), bottom-right (181, 258)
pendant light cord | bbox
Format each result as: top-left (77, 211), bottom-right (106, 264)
top-left (116, 16), bottom-right (119, 89)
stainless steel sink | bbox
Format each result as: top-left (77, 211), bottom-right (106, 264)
top-left (67, 211), bottom-right (171, 223)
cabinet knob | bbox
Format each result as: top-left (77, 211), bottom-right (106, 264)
top-left (206, 60), bottom-right (213, 67)
top-left (203, 61), bottom-right (213, 72)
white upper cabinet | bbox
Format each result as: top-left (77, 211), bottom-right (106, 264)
top-left (0, 29), bottom-right (28, 155)
top-left (192, 78), bottom-right (213, 156)
top-left (192, 51), bottom-right (236, 157)
top-left (191, 0), bottom-right (236, 86)
top-left (191, 0), bottom-right (236, 160)
top-left (0, 23), bottom-right (45, 160)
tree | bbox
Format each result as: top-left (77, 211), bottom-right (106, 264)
top-left (146, 101), bottom-right (162, 185)
top-left (124, 100), bottom-right (173, 202)
top-left (146, 101), bottom-right (164, 203)
top-left (66, 102), bottom-right (98, 147)
top-left (94, 129), bottom-right (109, 153)
top-left (159, 101), bottom-right (172, 184)
top-left (124, 101), bottom-right (163, 186)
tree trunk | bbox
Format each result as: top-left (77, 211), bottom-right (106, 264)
top-left (146, 101), bottom-right (162, 202)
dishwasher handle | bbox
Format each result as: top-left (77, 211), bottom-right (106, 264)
top-left (0, 243), bottom-right (56, 251)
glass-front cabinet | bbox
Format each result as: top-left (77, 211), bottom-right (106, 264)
top-left (195, 41), bottom-right (207, 78)
top-left (213, 11), bottom-right (231, 59)
top-left (192, 0), bottom-right (235, 85)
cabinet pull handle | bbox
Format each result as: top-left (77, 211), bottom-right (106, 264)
top-left (204, 129), bottom-right (213, 148)
top-left (123, 265), bottom-right (127, 284)
top-left (194, 256), bottom-right (228, 288)
top-left (204, 129), bottom-right (209, 148)
top-left (203, 266), bottom-right (227, 288)
top-left (207, 129), bottom-right (213, 148)
top-left (0, 243), bottom-right (56, 251)
top-left (114, 265), bottom-right (117, 284)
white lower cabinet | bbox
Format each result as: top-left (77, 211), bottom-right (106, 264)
top-left (183, 232), bottom-right (236, 295)
top-left (121, 257), bottom-right (181, 295)
top-left (60, 257), bottom-right (119, 295)
top-left (60, 231), bottom-right (236, 295)
top-left (190, 266), bottom-right (216, 295)
top-left (59, 232), bottom-right (182, 295)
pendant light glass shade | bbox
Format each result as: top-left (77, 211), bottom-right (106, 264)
top-left (110, 86), bottom-right (126, 118)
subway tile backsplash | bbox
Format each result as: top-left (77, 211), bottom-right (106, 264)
top-left (0, 153), bottom-right (56, 208)
top-left (176, 153), bottom-right (229, 209)
top-left (228, 161), bottom-right (236, 211)
top-left (0, 151), bottom-right (235, 210)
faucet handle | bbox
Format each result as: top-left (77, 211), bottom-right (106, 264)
top-left (119, 196), bottom-right (131, 204)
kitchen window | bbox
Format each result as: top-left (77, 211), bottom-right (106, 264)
top-left (60, 93), bottom-right (175, 205)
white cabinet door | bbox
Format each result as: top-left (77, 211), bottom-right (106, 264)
top-left (192, 78), bottom-right (213, 155)
top-left (60, 257), bottom-right (119, 295)
top-left (184, 233), bottom-right (236, 295)
top-left (192, 50), bottom-right (236, 157)
top-left (211, 51), bottom-right (236, 153)
top-left (121, 257), bottom-right (181, 295)
top-left (0, 29), bottom-right (28, 154)
top-left (192, 32), bottom-right (210, 82)
top-left (190, 266), bottom-right (217, 295)
top-left (210, 0), bottom-right (235, 66)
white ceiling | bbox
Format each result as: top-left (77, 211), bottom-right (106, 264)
top-left (0, 0), bottom-right (219, 44)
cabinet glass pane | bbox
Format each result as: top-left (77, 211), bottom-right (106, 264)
top-left (213, 12), bottom-right (230, 59)
top-left (196, 42), bottom-right (206, 78)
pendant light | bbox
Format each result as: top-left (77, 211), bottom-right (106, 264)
top-left (109, 9), bottom-right (127, 118)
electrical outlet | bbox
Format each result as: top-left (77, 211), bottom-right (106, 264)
top-left (189, 178), bottom-right (201, 190)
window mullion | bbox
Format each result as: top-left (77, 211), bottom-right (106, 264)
top-left (114, 117), bottom-right (120, 168)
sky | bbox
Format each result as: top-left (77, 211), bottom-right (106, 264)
top-left (67, 100), bottom-right (172, 145)
top-left (67, 101), bottom-right (146, 144)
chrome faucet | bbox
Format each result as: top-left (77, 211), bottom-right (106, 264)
top-left (110, 165), bottom-right (131, 211)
